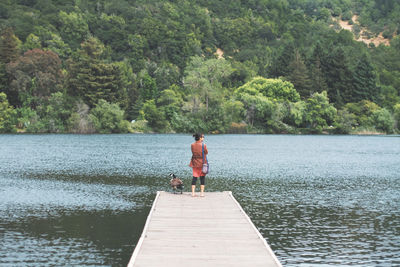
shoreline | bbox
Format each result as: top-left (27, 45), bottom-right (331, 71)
top-left (2, 131), bottom-right (397, 136)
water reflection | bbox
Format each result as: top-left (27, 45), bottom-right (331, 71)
top-left (0, 134), bottom-right (399, 266)
top-left (1, 208), bottom-right (149, 266)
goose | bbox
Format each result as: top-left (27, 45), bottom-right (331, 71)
top-left (169, 173), bottom-right (184, 194)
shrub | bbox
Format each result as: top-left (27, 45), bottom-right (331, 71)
top-left (334, 108), bottom-right (357, 134)
top-left (89, 99), bottom-right (130, 133)
top-left (140, 100), bottom-right (169, 132)
top-left (0, 92), bottom-right (16, 133)
top-left (228, 122), bottom-right (247, 134)
top-left (372, 108), bottom-right (394, 133)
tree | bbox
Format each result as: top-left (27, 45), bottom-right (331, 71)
top-left (223, 99), bottom-right (244, 124)
top-left (39, 92), bottom-right (73, 133)
top-left (184, 56), bottom-right (233, 112)
top-left (334, 108), bottom-right (358, 134)
top-left (0, 92), bottom-right (16, 133)
top-left (0, 28), bottom-right (21, 106)
top-left (0, 28), bottom-right (21, 64)
top-left (32, 26), bottom-right (72, 61)
top-left (323, 47), bottom-right (353, 106)
top-left (138, 72), bottom-right (158, 102)
top-left (269, 41), bottom-right (295, 77)
top-left (394, 103), bottom-right (400, 131)
top-left (234, 83), bottom-right (274, 128)
top-left (22, 33), bottom-right (41, 51)
top-left (309, 43), bottom-right (327, 95)
top-left (127, 34), bottom-right (146, 72)
top-left (89, 99), bottom-right (130, 133)
top-left (141, 99), bottom-right (169, 131)
top-left (304, 91), bottom-right (337, 133)
top-left (58, 10), bottom-right (89, 49)
top-left (345, 100), bottom-right (381, 128)
top-left (6, 49), bottom-right (63, 108)
top-left (372, 108), bottom-right (394, 133)
top-left (352, 53), bottom-right (378, 102)
top-left (67, 101), bottom-right (95, 134)
top-left (88, 13), bottom-right (129, 61)
top-left (286, 50), bottom-right (312, 98)
top-left (157, 86), bottom-right (184, 120)
top-left (15, 106), bottom-right (38, 132)
top-left (236, 77), bottom-right (300, 102)
top-left (66, 37), bottom-right (126, 108)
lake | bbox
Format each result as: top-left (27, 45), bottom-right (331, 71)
top-left (0, 134), bottom-right (399, 266)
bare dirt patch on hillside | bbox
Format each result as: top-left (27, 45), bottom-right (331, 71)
top-left (334, 15), bottom-right (391, 46)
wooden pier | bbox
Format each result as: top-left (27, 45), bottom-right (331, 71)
top-left (128, 191), bottom-right (282, 267)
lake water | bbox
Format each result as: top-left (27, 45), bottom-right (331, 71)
top-left (0, 134), bottom-right (399, 266)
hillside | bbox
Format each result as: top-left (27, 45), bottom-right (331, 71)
top-left (0, 0), bottom-right (399, 134)
top-left (335, 15), bottom-right (391, 46)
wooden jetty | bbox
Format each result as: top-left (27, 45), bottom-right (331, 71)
top-left (128, 191), bottom-right (282, 267)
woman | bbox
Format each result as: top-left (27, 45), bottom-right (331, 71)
top-left (189, 133), bottom-right (208, 197)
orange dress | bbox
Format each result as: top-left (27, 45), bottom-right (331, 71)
top-left (189, 141), bottom-right (208, 177)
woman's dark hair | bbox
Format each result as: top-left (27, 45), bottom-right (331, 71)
top-left (193, 133), bottom-right (203, 141)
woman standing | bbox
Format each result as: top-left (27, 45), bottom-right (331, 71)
top-left (189, 133), bottom-right (208, 197)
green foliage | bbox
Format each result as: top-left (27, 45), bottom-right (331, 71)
top-left (6, 48), bottom-right (63, 108)
top-left (1, 0), bottom-right (399, 134)
top-left (345, 100), bottom-right (380, 128)
top-left (67, 102), bottom-right (95, 134)
top-left (131, 119), bottom-right (151, 133)
top-left (0, 92), bottom-right (16, 133)
top-left (377, 85), bottom-right (400, 109)
top-left (140, 99), bottom-right (169, 132)
top-left (223, 99), bottom-right (245, 124)
top-left (372, 108), bottom-right (394, 133)
top-left (333, 108), bottom-right (358, 134)
top-left (66, 37), bottom-right (126, 108)
top-left (15, 106), bottom-right (37, 130)
top-left (304, 91), bottom-right (337, 133)
top-left (38, 92), bottom-right (73, 133)
top-left (58, 10), bottom-right (89, 49)
top-left (138, 72), bottom-right (158, 102)
top-left (89, 99), bottom-right (131, 133)
top-left (32, 26), bottom-right (72, 60)
top-left (352, 53), bottom-right (378, 102)
top-left (236, 77), bottom-right (300, 102)
top-left (0, 28), bottom-right (21, 64)
top-left (287, 101), bottom-right (306, 127)
top-left (287, 50), bottom-right (312, 98)
top-left (184, 56), bottom-right (233, 112)
top-left (22, 33), bottom-right (41, 51)
top-left (394, 103), bottom-right (400, 131)
top-left (235, 87), bottom-right (274, 128)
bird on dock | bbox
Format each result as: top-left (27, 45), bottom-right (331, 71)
top-left (169, 173), bottom-right (184, 194)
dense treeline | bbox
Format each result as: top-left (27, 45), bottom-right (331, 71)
top-left (0, 0), bottom-right (399, 134)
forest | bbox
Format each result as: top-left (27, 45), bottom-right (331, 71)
top-left (0, 0), bottom-right (399, 134)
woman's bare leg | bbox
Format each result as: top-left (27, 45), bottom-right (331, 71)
top-left (200, 185), bottom-right (205, 197)
top-left (192, 185), bottom-right (196, 196)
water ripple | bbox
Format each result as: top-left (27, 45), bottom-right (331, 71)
top-left (0, 134), bottom-right (399, 266)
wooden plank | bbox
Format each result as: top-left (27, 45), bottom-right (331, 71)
top-left (127, 191), bottom-right (282, 267)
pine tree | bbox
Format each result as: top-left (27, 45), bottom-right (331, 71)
top-left (322, 47), bottom-right (353, 106)
top-left (352, 53), bottom-right (378, 102)
top-left (66, 37), bottom-right (125, 108)
top-left (0, 28), bottom-right (20, 64)
top-left (269, 41), bottom-right (295, 77)
top-left (309, 43), bottom-right (327, 95)
top-left (287, 50), bottom-right (312, 98)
